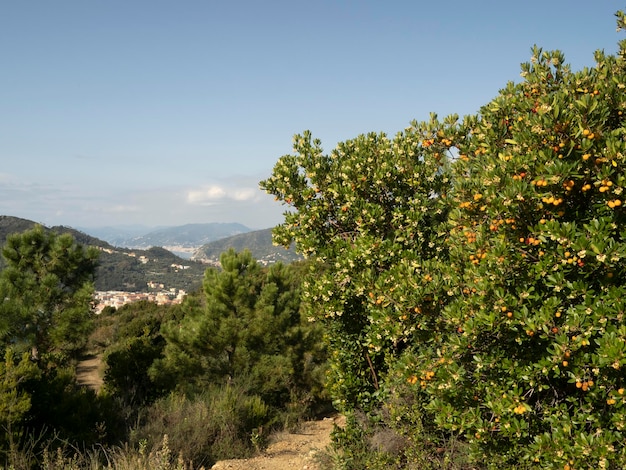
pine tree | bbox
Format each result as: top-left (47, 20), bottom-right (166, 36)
top-left (150, 249), bottom-right (326, 407)
top-left (0, 225), bottom-right (99, 365)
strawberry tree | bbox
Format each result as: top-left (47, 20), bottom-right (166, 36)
top-left (260, 116), bottom-right (458, 419)
top-left (420, 15), bottom-right (626, 468)
top-left (263, 11), bottom-right (626, 468)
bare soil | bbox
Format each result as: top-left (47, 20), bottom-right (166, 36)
top-left (76, 354), bottom-right (104, 392)
top-left (210, 415), bottom-right (343, 470)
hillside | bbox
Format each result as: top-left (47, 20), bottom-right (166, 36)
top-left (192, 228), bottom-right (302, 265)
top-left (0, 216), bottom-right (207, 293)
top-left (0, 217), bottom-right (301, 293)
top-left (82, 222), bottom-right (252, 253)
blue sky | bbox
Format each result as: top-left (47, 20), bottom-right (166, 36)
top-left (1, 1), bottom-right (621, 230)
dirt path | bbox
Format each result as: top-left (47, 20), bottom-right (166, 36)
top-left (76, 354), bottom-right (104, 392)
top-left (210, 415), bottom-right (343, 470)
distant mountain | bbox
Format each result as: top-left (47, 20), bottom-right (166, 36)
top-left (134, 223), bottom-right (251, 248)
top-left (192, 228), bottom-right (302, 265)
top-left (81, 222), bottom-right (252, 256)
top-left (0, 216), bottom-right (207, 293)
top-left (76, 224), bottom-right (158, 246)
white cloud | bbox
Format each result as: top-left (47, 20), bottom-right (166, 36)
top-left (186, 184), bottom-right (258, 205)
top-left (0, 172), bottom-right (286, 231)
top-left (231, 188), bottom-right (256, 201)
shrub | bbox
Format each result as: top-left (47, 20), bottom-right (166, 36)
top-left (150, 251), bottom-right (328, 417)
top-left (129, 386), bottom-right (269, 468)
top-left (262, 10), bottom-right (626, 469)
top-left (419, 17), bottom-right (626, 468)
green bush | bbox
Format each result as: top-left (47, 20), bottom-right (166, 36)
top-left (262, 11), bottom-right (626, 468)
top-left (129, 386), bottom-right (269, 468)
top-left (418, 20), bottom-right (626, 469)
top-left (150, 251), bottom-right (328, 416)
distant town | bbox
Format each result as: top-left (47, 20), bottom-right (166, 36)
top-left (94, 253), bottom-right (190, 312)
top-left (94, 287), bottom-right (187, 313)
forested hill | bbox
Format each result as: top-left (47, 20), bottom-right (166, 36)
top-left (192, 227), bottom-right (302, 265)
top-left (0, 216), bottom-right (117, 252)
top-left (0, 216), bottom-right (207, 293)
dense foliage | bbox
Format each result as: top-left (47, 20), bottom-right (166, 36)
top-left (150, 249), bottom-right (326, 412)
top-left (0, 225), bottom-right (325, 468)
top-left (424, 39), bottom-right (626, 467)
top-left (0, 226), bottom-right (122, 462)
top-left (262, 11), bottom-right (626, 468)
top-left (107, 250), bottom-right (328, 466)
top-left (0, 225), bottom-right (99, 364)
